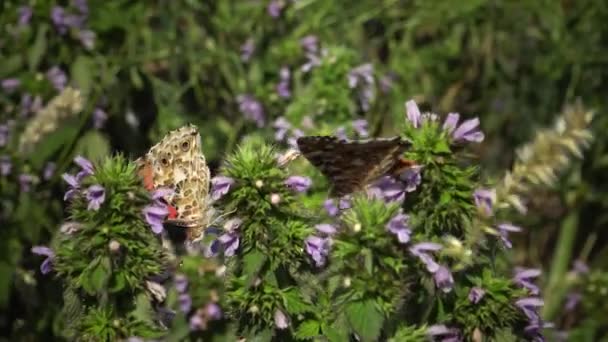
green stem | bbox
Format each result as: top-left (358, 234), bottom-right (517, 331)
top-left (542, 210), bottom-right (579, 320)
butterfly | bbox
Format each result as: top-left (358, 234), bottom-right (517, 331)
top-left (136, 124), bottom-right (214, 242)
top-left (296, 135), bottom-right (416, 197)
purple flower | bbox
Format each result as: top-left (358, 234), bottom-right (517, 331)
top-left (515, 297), bottom-right (544, 320)
top-left (267, 0), bottom-right (284, 18)
top-left (211, 176), bottom-right (234, 200)
top-left (93, 108), bottom-right (107, 129)
top-left (237, 94), bottom-right (265, 127)
top-left (301, 53), bottom-right (322, 73)
top-left (469, 286), bottom-right (486, 304)
top-left (63, 14), bottom-right (85, 29)
top-left (274, 309), bottom-right (289, 329)
top-left (218, 233), bottom-right (240, 257)
top-left (285, 176), bottom-right (312, 192)
top-left (20, 94), bottom-right (43, 117)
top-left (174, 273), bottom-right (188, 293)
top-left (273, 117), bottom-right (291, 141)
top-left (473, 188), bottom-right (495, 217)
top-left (32, 246), bottom-right (55, 274)
top-left (86, 184), bottom-right (105, 210)
top-left (0, 124), bottom-right (9, 147)
top-left (334, 126), bottom-right (347, 140)
top-left (427, 325), bottom-right (462, 342)
top-left (240, 38), bottom-right (255, 62)
top-left (324, 199), bottom-right (339, 216)
top-left (19, 174), bottom-right (35, 192)
top-left (143, 204), bottom-right (169, 234)
top-left (352, 119), bottom-right (369, 137)
top-left (43, 162), bottom-right (56, 180)
top-left (497, 223), bottom-right (522, 248)
top-left (18, 6), bottom-right (33, 25)
top-left (446, 114), bottom-right (484, 143)
top-left (0, 156), bottom-right (11, 176)
top-left (386, 212), bottom-right (411, 244)
top-left (379, 72), bottom-right (396, 93)
top-left (189, 314), bottom-right (204, 331)
top-left (315, 223), bottom-right (337, 235)
top-left (398, 165), bottom-right (422, 192)
top-left (287, 128), bottom-right (304, 148)
top-left (348, 64), bottom-right (374, 88)
top-left (46, 66), bottom-right (68, 91)
top-left (300, 35), bottom-right (319, 54)
top-left (179, 293), bottom-right (192, 313)
top-left (434, 265), bottom-right (454, 293)
top-left (573, 260), bottom-right (589, 275)
top-left (369, 176), bottom-right (406, 203)
top-left (50, 7), bottom-right (68, 34)
top-left (78, 29), bottom-right (96, 50)
top-left (405, 100), bottom-right (421, 128)
top-left (513, 268), bottom-right (541, 295)
top-left (409, 242), bottom-right (442, 273)
top-left (206, 303), bottom-right (223, 320)
top-left (564, 292), bottom-right (581, 311)
top-left (73, 0), bottom-right (89, 14)
top-left (305, 236), bottom-right (331, 267)
top-left (276, 67), bottom-right (291, 98)
top-left (1, 79), bottom-right (20, 93)
top-left (62, 173), bottom-right (80, 200)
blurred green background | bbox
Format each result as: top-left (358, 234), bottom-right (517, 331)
top-left (1, 0), bottom-right (607, 339)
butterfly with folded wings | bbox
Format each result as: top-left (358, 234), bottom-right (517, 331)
top-left (296, 135), bottom-right (417, 197)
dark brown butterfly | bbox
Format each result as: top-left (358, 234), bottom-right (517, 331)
top-left (297, 136), bottom-right (416, 197)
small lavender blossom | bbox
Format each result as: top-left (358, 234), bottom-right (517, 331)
top-left (86, 184), bottom-right (105, 210)
top-left (513, 268), bottom-right (541, 295)
top-left (324, 199), bottom-right (339, 216)
top-left (0, 124), bottom-right (9, 147)
top-left (348, 64), bottom-right (374, 88)
top-left (305, 236), bottom-right (331, 267)
top-left (20, 94), bottom-right (43, 117)
top-left (352, 119), bottom-right (369, 137)
top-left (564, 292), bottom-right (581, 311)
top-left (267, 0), bottom-right (284, 18)
top-left (189, 314), bottom-right (204, 331)
top-left (379, 72), bottom-right (396, 93)
top-left (497, 223), bottom-right (522, 248)
top-left (50, 7), bottom-right (68, 34)
top-left (399, 166), bottom-right (422, 192)
top-left (369, 176), bottom-right (406, 203)
top-left (175, 274), bottom-right (188, 293)
top-left (285, 175), bottom-right (312, 192)
top-left (386, 212), bottom-right (411, 244)
top-left (19, 174), bottom-right (35, 192)
top-left (78, 29), bottom-right (96, 50)
top-left (211, 176), bottom-right (234, 200)
top-left (473, 188), bottom-right (495, 217)
top-left (143, 204), bottom-right (169, 234)
top-left (237, 94), bottom-right (265, 127)
top-left (93, 108), bottom-right (107, 129)
top-left (515, 297), bottom-right (544, 321)
top-left (46, 66), bottom-right (68, 91)
top-left (0, 156), bottom-right (11, 176)
top-left (334, 126), bottom-right (347, 140)
top-left (74, 155), bottom-right (94, 180)
top-left (179, 293), bottom-right (192, 313)
top-left (276, 67), bottom-right (291, 98)
top-left (315, 223), bottom-right (337, 235)
top-left (63, 13), bottom-right (85, 29)
top-left (451, 117), bottom-right (485, 143)
top-left (218, 233), bottom-right (240, 257)
top-left (287, 129), bottom-right (304, 148)
top-left (274, 309), bottom-right (289, 329)
top-left (300, 35), bottom-right (318, 54)
top-left (273, 117), bottom-right (291, 141)
top-left (405, 100), bottom-right (421, 128)
top-left (434, 265), bottom-right (454, 293)
top-left (206, 303), bottom-right (222, 320)
top-left (32, 246), bottom-right (54, 274)
top-left (573, 260), bottom-right (589, 275)
top-left (240, 38), bottom-right (255, 62)
top-left (43, 162), bottom-right (56, 180)
top-left (409, 242), bottom-right (442, 273)
top-left (1, 79), bottom-right (20, 93)
top-left (469, 287), bottom-right (486, 304)
top-left (301, 53), bottom-right (322, 73)
top-left (427, 325), bottom-right (462, 342)
top-left (62, 173), bottom-right (79, 200)
top-left (18, 6), bottom-right (33, 25)
top-left (73, 0), bottom-right (89, 14)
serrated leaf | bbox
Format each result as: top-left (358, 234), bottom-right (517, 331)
top-left (90, 256), bottom-right (111, 293)
top-left (283, 288), bottom-right (313, 314)
top-left (242, 248), bottom-right (266, 284)
top-left (28, 24), bottom-right (48, 70)
top-left (323, 325), bottom-right (349, 342)
top-left (345, 300), bottom-right (384, 342)
top-left (294, 320), bottom-right (320, 339)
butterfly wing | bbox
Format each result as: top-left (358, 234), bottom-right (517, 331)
top-left (297, 136), bottom-right (412, 197)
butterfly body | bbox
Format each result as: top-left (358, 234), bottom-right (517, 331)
top-left (136, 124), bottom-right (213, 241)
top-left (297, 135), bottom-right (414, 197)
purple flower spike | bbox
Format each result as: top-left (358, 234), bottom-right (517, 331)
top-left (452, 117), bottom-right (485, 143)
top-left (206, 303), bottom-right (223, 320)
top-left (218, 233), bottom-right (240, 257)
top-left (211, 176), bottom-right (234, 200)
top-left (179, 293), bottom-right (192, 313)
top-left (434, 265), bottom-right (454, 293)
top-left (46, 66), bottom-right (68, 90)
top-left (513, 268), bottom-right (542, 295)
top-left (32, 246), bottom-right (55, 274)
top-left (473, 188), bottom-right (495, 217)
top-left (1, 79), bottom-right (20, 93)
top-left (0, 156), bottom-right (12, 176)
top-left (274, 309), bottom-right (289, 329)
top-left (18, 6), bottom-right (33, 26)
top-left (405, 100), bottom-right (421, 128)
top-left (469, 286), bottom-right (486, 304)
top-left (143, 204), bottom-right (169, 234)
top-left (305, 236), bottom-right (331, 267)
top-left (409, 242), bottom-right (442, 273)
top-left (285, 176), bottom-right (312, 192)
top-left (352, 119), bottom-right (369, 137)
top-left (86, 184), bottom-right (105, 211)
top-left (237, 94), bottom-right (265, 127)
top-left (386, 212), bottom-right (411, 244)
top-left (315, 223), bottom-right (337, 235)
top-left (324, 199), bottom-right (339, 216)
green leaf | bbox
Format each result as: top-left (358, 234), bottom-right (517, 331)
top-left (90, 256), bottom-right (111, 293)
top-left (345, 300), bottom-right (384, 342)
top-left (242, 248), bottom-right (267, 284)
top-left (323, 325), bottom-right (349, 342)
top-left (108, 272), bottom-right (126, 293)
top-left (282, 288), bottom-right (313, 314)
top-left (26, 122), bottom-right (80, 169)
top-left (0, 55), bottom-right (23, 75)
top-left (73, 131), bottom-right (111, 163)
top-left (0, 262), bottom-right (14, 308)
top-left (71, 55), bottom-right (94, 96)
top-left (28, 24), bottom-right (48, 71)
top-left (294, 320), bottom-right (320, 339)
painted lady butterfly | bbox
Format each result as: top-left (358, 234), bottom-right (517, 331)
top-left (136, 124), bottom-right (213, 241)
top-left (296, 135), bottom-right (415, 197)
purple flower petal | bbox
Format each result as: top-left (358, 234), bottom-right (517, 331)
top-left (174, 274), bottom-right (188, 293)
top-left (143, 204), bottom-right (168, 234)
top-left (206, 303), bottom-right (223, 320)
top-left (386, 213), bottom-right (411, 244)
top-left (1, 79), bottom-right (20, 93)
top-left (452, 117), bottom-right (485, 143)
top-left (315, 223), bottom-right (337, 235)
top-left (179, 293), bottom-right (192, 313)
top-left (32, 246), bottom-right (54, 257)
top-left (211, 176), bottom-right (234, 200)
top-left (86, 184), bottom-right (105, 211)
top-left (324, 199), bottom-right (339, 216)
top-left (305, 236), bottom-right (331, 267)
top-left (442, 113), bottom-right (460, 133)
top-left (74, 155), bottom-right (94, 175)
top-left (473, 188), bottom-right (495, 217)
top-left (285, 176), bottom-right (312, 192)
top-left (468, 286), bottom-right (486, 304)
top-left (219, 233), bottom-right (239, 257)
top-left (274, 309), bottom-right (289, 329)
top-left (352, 119), bottom-right (369, 137)
top-left (405, 100), bottom-right (421, 128)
